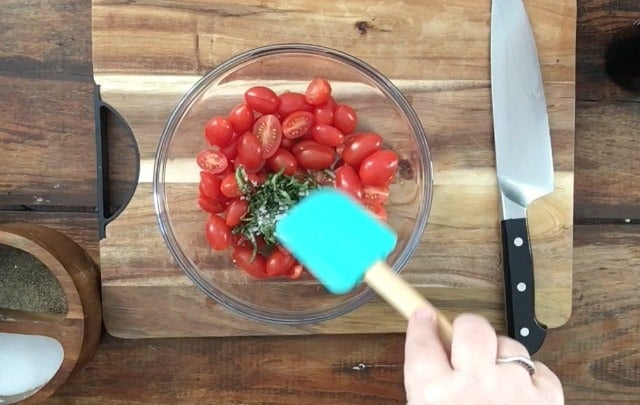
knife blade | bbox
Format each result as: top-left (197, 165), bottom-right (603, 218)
top-left (490, 0), bottom-right (554, 354)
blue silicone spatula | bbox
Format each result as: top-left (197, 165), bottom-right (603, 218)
top-left (276, 189), bottom-right (453, 347)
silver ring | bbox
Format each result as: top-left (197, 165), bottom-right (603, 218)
top-left (496, 356), bottom-right (536, 375)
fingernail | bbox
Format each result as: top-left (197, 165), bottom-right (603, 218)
top-left (414, 307), bottom-right (436, 322)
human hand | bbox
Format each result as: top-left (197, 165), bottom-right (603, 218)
top-left (404, 307), bottom-right (564, 405)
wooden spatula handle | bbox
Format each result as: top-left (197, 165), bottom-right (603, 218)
top-left (364, 261), bottom-right (453, 348)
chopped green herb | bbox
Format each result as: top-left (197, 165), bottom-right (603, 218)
top-left (233, 167), bottom-right (319, 255)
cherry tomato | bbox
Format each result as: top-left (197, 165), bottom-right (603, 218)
top-left (237, 132), bottom-right (264, 171)
top-left (276, 245), bottom-right (292, 255)
top-left (311, 124), bottom-right (344, 147)
top-left (363, 201), bottom-right (388, 222)
top-left (244, 86), bottom-right (279, 114)
top-left (225, 199), bottom-right (248, 227)
top-left (340, 132), bottom-right (383, 167)
top-left (228, 103), bottom-right (254, 134)
top-left (313, 96), bottom-right (336, 125)
top-left (220, 172), bottom-right (260, 198)
top-left (287, 264), bottom-right (304, 280)
top-left (266, 249), bottom-right (296, 277)
top-left (292, 141), bottom-right (335, 170)
top-left (196, 149), bottom-right (229, 174)
top-left (361, 185), bottom-right (389, 205)
top-left (199, 171), bottom-right (223, 200)
top-left (335, 165), bottom-right (363, 199)
top-left (282, 111), bottom-right (314, 139)
top-left (197, 195), bottom-right (226, 214)
top-left (277, 92), bottom-right (313, 117)
top-left (305, 77), bottom-right (332, 105)
top-left (232, 247), bottom-right (268, 278)
top-left (205, 116), bottom-right (234, 147)
top-left (359, 149), bottom-right (399, 187)
top-left (267, 148), bottom-right (298, 175)
top-left (219, 135), bottom-right (239, 161)
top-left (253, 114), bottom-right (282, 158)
top-left (205, 215), bottom-right (232, 250)
top-left (333, 104), bottom-right (358, 134)
top-left (280, 137), bottom-right (295, 150)
top-left (220, 173), bottom-right (241, 198)
top-left (291, 140), bottom-right (319, 156)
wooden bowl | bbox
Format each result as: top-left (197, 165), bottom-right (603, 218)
top-left (0, 223), bottom-right (101, 404)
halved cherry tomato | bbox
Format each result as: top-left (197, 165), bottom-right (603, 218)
top-left (253, 114), bottom-right (282, 158)
top-left (287, 264), bottom-right (304, 280)
top-left (199, 171), bottom-right (223, 200)
top-left (311, 124), bottom-right (344, 147)
top-left (335, 165), bottom-right (363, 199)
top-left (232, 247), bottom-right (268, 278)
top-left (205, 214), bottom-right (233, 250)
top-left (333, 104), bottom-right (358, 134)
top-left (359, 149), bottom-right (399, 187)
top-left (340, 132), bottom-right (383, 167)
top-left (196, 149), bottom-right (229, 174)
top-left (205, 116), bottom-right (234, 147)
top-left (244, 86), bottom-right (279, 114)
top-left (313, 96), bottom-right (336, 125)
top-left (312, 169), bottom-right (335, 186)
top-left (363, 201), bottom-right (388, 222)
top-left (198, 195), bottom-right (226, 214)
top-left (282, 111), bottom-right (314, 139)
top-left (305, 77), bottom-right (332, 105)
top-left (277, 92), bottom-right (313, 117)
top-left (292, 141), bottom-right (335, 170)
top-left (228, 103), bottom-right (254, 134)
top-left (361, 185), bottom-right (389, 205)
top-left (236, 132), bottom-right (264, 171)
top-left (267, 148), bottom-right (298, 175)
top-left (266, 249), bottom-right (296, 276)
top-left (225, 199), bottom-right (248, 227)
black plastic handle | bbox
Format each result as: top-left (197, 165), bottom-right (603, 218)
top-left (94, 84), bottom-right (140, 240)
top-left (501, 218), bottom-right (547, 354)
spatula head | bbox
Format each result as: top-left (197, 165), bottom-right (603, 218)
top-left (275, 189), bottom-right (397, 294)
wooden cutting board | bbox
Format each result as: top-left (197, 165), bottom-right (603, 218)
top-left (92, 0), bottom-right (575, 338)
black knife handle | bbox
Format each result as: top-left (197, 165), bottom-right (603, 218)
top-left (501, 218), bottom-right (547, 354)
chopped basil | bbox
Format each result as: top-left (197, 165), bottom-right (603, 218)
top-left (232, 167), bottom-right (318, 255)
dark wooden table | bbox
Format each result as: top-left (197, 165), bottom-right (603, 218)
top-left (1, 0), bottom-right (639, 403)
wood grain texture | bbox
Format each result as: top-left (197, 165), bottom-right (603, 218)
top-left (0, 0), bottom-right (637, 403)
top-left (576, 0), bottom-right (640, 102)
top-left (0, 0), bottom-right (97, 208)
top-left (572, 0), bottom-right (640, 220)
top-left (49, 225), bottom-right (640, 404)
top-left (574, 100), bottom-right (640, 220)
top-left (93, 0), bottom-right (576, 336)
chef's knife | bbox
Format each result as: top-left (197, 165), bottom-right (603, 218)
top-left (490, 0), bottom-right (554, 354)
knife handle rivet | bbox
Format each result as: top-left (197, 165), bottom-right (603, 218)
top-left (517, 282), bottom-right (527, 292)
top-left (520, 327), bottom-right (530, 337)
top-left (513, 237), bottom-right (524, 247)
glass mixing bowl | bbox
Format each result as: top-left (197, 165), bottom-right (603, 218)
top-left (154, 44), bottom-right (432, 324)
